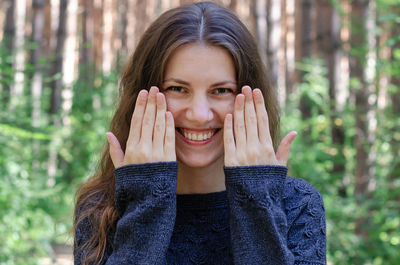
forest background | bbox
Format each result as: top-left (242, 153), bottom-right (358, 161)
top-left (0, 0), bottom-right (399, 264)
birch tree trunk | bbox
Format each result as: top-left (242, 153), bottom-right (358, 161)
top-left (30, 0), bottom-right (45, 124)
top-left (266, 0), bottom-right (281, 94)
top-left (10, 0), bottom-right (26, 111)
top-left (254, 0), bottom-right (267, 65)
top-left (30, 0), bottom-right (46, 173)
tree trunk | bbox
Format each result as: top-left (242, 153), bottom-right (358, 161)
top-left (30, 0), bottom-right (45, 121)
top-left (253, 0), bottom-right (267, 66)
top-left (350, 0), bottom-right (376, 239)
top-left (135, 0), bottom-right (150, 47)
top-left (79, 0), bottom-right (94, 82)
top-left (388, 18), bottom-right (400, 201)
top-left (117, 0), bottom-right (129, 67)
top-left (1, 0), bottom-right (15, 108)
top-left (29, 0), bottom-right (46, 174)
top-left (229, 0), bottom-right (237, 12)
top-left (10, 0), bottom-right (27, 110)
top-left (43, 0), bottom-right (52, 57)
top-left (284, 0), bottom-right (296, 103)
top-left (93, 0), bottom-right (103, 72)
top-left (316, 0), bottom-right (346, 196)
top-left (49, 0), bottom-right (67, 115)
top-left (266, 0), bottom-right (281, 92)
top-left (296, 0), bottom-right (313, 121)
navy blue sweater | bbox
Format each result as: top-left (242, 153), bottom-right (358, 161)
top-left (74, 162), bottom-right (326, 264)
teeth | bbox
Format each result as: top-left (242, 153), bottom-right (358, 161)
top-left (182, 129), bottom-right (216, 141)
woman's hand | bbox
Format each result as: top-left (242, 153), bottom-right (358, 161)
top-left (106, 86), bottom-right (176, 168)
top-left (223, 86), bottom-right (297, 167)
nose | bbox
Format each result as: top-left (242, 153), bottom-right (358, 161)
top-left (186, 95), bottom-right (214, 124)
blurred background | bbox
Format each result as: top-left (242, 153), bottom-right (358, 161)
top-left (0, 0), bottom-right (399, 264)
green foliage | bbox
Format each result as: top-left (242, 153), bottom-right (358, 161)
top-left (283, 58), bottom-right (400, 265)
top-left (1, 2), bottom-right (400, 263)
top-left (0, 49), bottom-right (119, 263)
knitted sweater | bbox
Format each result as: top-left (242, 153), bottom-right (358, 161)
top-left (74, 162), bottom-right (326, 265)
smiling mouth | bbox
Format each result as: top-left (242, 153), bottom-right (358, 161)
top-left (176, 128), bottom-right (220, 141)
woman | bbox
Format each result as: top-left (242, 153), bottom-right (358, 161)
top-left (74, 2), bottom-right (326, 264)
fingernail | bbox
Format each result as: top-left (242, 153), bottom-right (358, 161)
top-left (150, 86), bottom-right (159, 93)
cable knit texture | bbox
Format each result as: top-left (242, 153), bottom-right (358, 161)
top-left (74, 162), bottom-right (326, 265)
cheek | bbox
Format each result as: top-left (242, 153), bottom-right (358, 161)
top-left (217, 100), bottom-right (235, 119)
top-left (164, 96), bottom-right (181, 116)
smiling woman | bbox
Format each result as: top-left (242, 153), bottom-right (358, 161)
top-left (73, 2), bottom-right (326, 265)
top-left (163, 44), bottom-right (236, 184)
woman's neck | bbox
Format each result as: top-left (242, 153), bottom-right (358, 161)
top-left (176, 157), bottom-right (226, 194)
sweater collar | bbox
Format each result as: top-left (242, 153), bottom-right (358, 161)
top-left (176, 190), bottom-right (228, 210)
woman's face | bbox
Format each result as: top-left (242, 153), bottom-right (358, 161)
top-left (162, 43), bottom-right (237, 168)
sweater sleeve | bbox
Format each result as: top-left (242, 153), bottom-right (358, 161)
top-left (74, 162), bottom-right (178, 265)
top-left (224, 165), bottom-right (326, 265)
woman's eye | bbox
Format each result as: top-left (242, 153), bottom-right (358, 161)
top-left (214, 88), bottom-right (234, 94)
top-left (166, 86), bottom-right (185, 92)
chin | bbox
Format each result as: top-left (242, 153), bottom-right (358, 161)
top-left (177, 153), bottom-right (223, 169)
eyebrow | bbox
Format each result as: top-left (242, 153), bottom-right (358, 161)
top-left (163, 78), bottom-right (237, 87)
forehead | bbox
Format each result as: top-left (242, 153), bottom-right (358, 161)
top-left (164, 43), bottom-right (236, 82)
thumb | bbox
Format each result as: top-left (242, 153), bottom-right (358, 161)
top-left (106, 132), bottom-right (125, 168)
top-left (276, 131), bottom-right (297, 166)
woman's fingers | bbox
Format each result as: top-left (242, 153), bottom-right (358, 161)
top-left (128, 89), bottom-right (148, 146)
top-left (226, 85), bottom-right (294, 167)
top-left (141, 86), bottom-right (158, 145)
top-left (276, 131), bottom-right (298, 166)
top-left (106, 132), bottom-right (124, 168)
top-left (253, 88), bottom-right (271, 145)
top-left (233, 93), bottom-right (246, 162)
top-left (242, 86), bottom-right (258, 150)
top-left (242, 86), bottom-right (263, 164)
top-left (153, 92), bottom-right (166, 159)
top-left (121, 86), bottom-right (176, 165)
top-left (223, 113), bottom-right (236, 166)
top-left (164, 111), bottom-right (176, 161)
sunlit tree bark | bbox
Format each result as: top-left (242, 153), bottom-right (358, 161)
top-left (252, 0), bottom-right (266, 65)
top-left (284, 0), bottom-right (296, 102)
top-left (266, 0), bottom-right (281, 93)
top-left (10, 0), bottom-right (26, 110)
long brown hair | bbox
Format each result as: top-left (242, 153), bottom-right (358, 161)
top-left (74, 2), bottom-right (280, 264)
